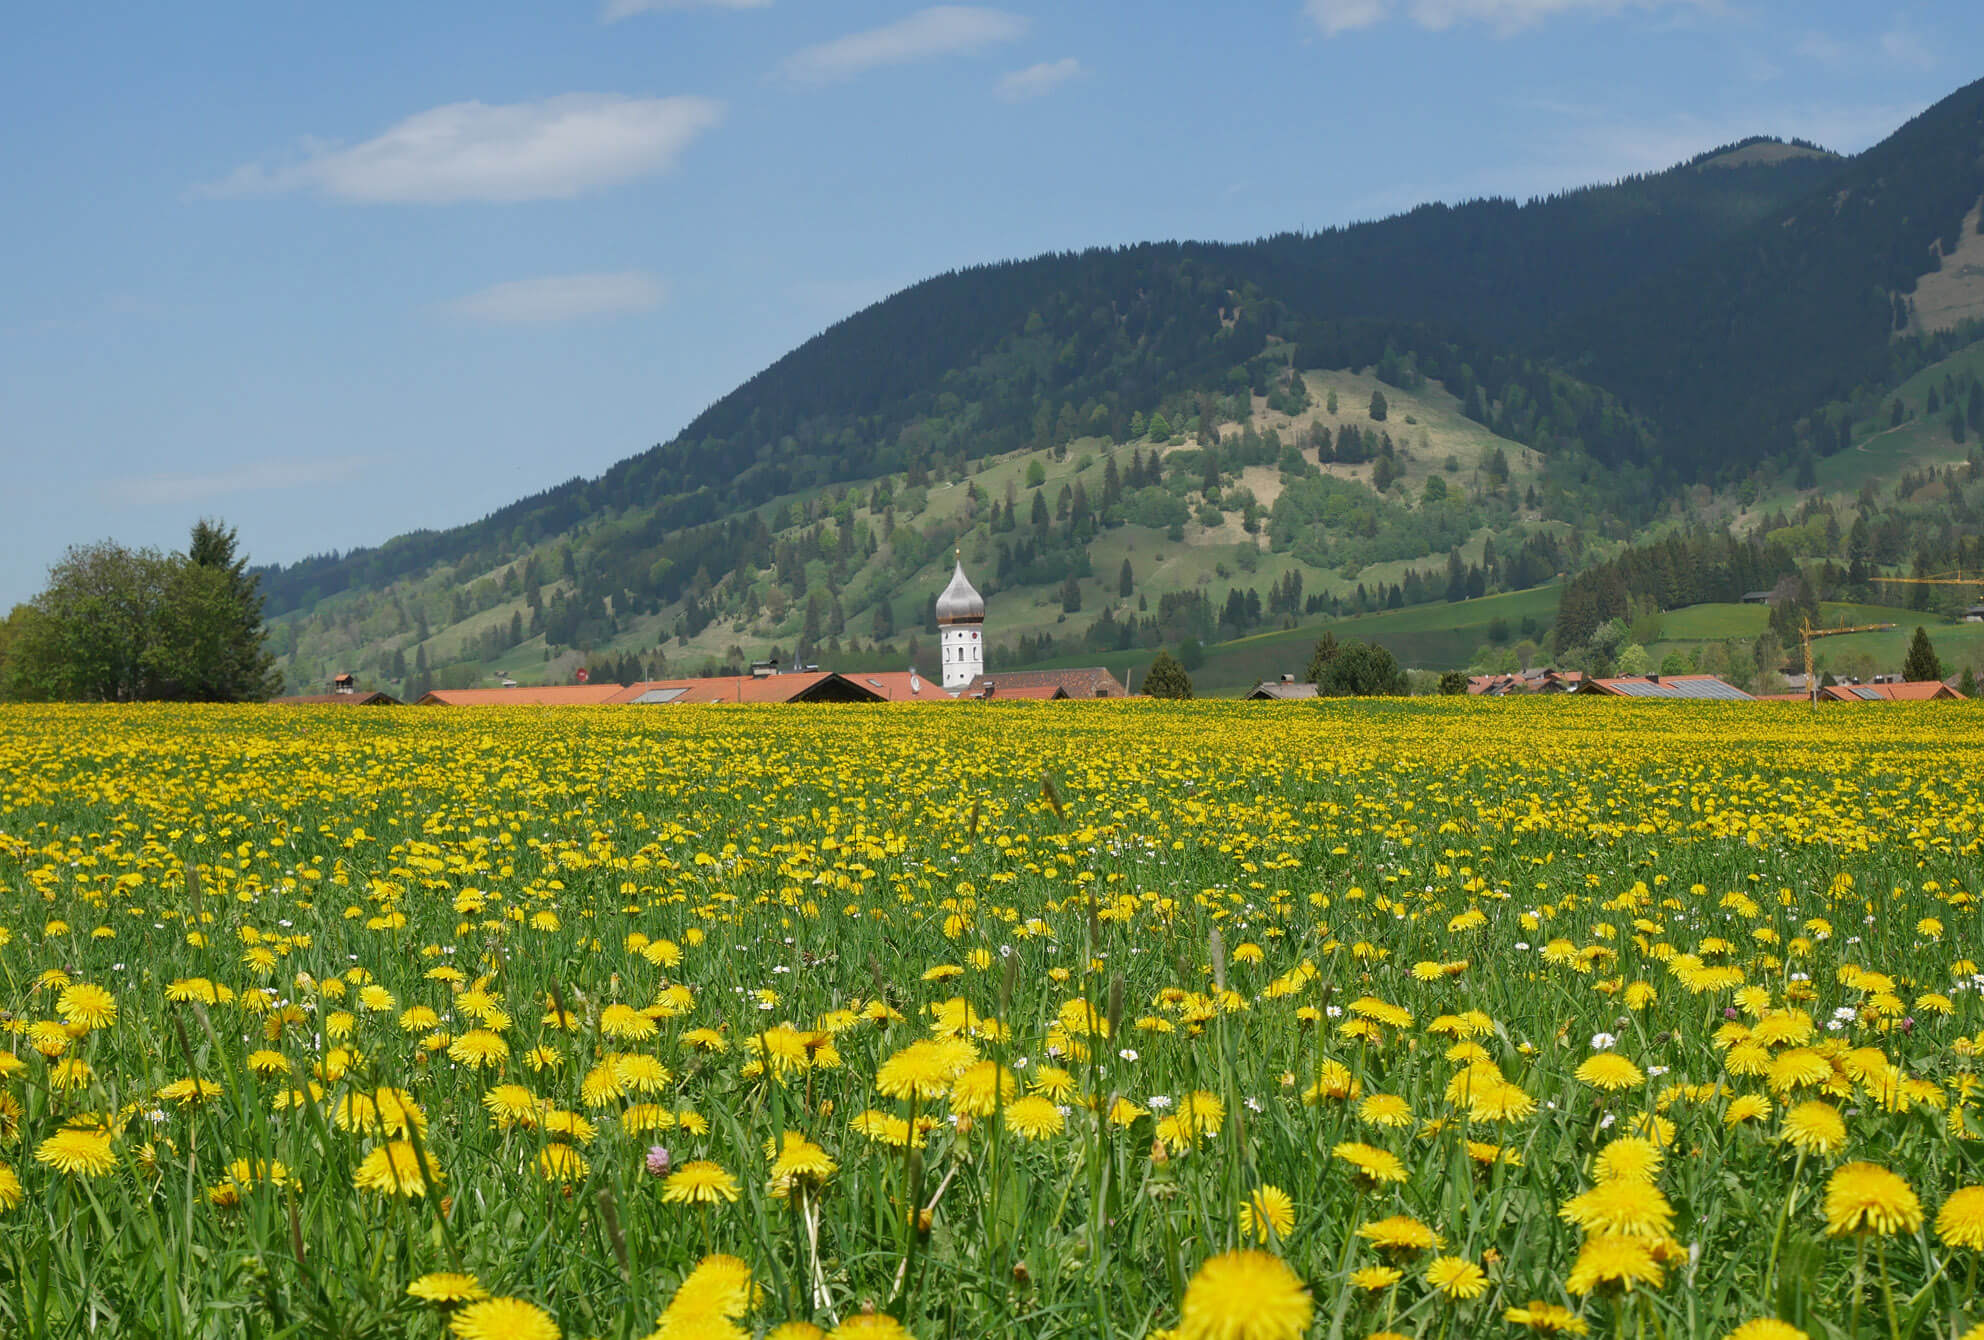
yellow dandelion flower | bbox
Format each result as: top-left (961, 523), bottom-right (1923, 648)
top-left (1349, 1265), bottom-right (1403, 1291)
top-left (831, 1317), bottom-right (911, 1338)
top-left (1174, 1249), bottom-right (1313, 1340)
top-left (1574, 1054), bottom-right (1644, 1091)
top-left (1560, 1179), bottom-right (1674, 1239)
top-left (1358, 1215), bottom-right (1442, 1254)
top-left (1506, 1301), bottom-right (1589, 1334)
top-left (55, 983), bottom-right (117, 1031)
top-left (600, 1003), bottom-right (658, 1042)
top-left (409, 1272), bottom-right (489, 1305)
top-left (768, 1133), bottom-right (837, 1196)
top-left (483, 1084), bottom-right (543, 1129)
top-left (1723, 1094), bottom-right (1772, 1127)
top-left (1822, 1162), bottom-right (1922, 1237)
top-left (663, 1160), bottom-right (740, 1206)
top-left (1723, 1322), bottom-right (1810, 1340)
top-left (536, 1143), bottom-right (589, 1182)
top-left (1359, 1093), bottom-right (1413, 1128)
top-left (352, 1141), bottom-right (439, 1198)
top-left (1425, 1255), bottom-right (1489, 1300)
top-left (449, 1030), bottom-right (510, 1069)
top-left (1239, 1184), bottom-right (1296, 1241)
top-left (449, 1297), bottom-right (560, 1340)
top-left (1780, 1101), bottom-right (1847, 1156)
top-left (1565, 1234), bottom-right (1664, 1295)
top-left (1593, 1136), bottom-right (1663, 1184)
top-left (1333, 1141), bottom-right (1408, 1186)
top-left (615, 1054), bottom-right (673, 1095)
top-left (875, 1039), bottom-right (972, 1101)
top-left (35, 1127), bottom-right (117, 1178)
top-left (1003, 1095), bottom-right (1065, 1140)
top-left (949, 1061), bottom-right (1020, 1117)
top-left (622, 1103), bottom-right (678, 1134)
top-left (1935, 1185), bottom-right (1984, 1250)
top-left (1029, 1065), bottom-right (1078, 1101)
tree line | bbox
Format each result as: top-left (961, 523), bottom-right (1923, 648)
top-left (2, 522), bottom-right (280, 702)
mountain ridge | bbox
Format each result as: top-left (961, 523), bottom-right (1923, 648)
top-left (246, 80), bottom-right (1984, 699)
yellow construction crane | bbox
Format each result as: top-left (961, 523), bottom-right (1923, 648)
top-left (1799, 618), bottom-right (1895, 706)
top-left (1871, 569), bottom-right (1984, 590)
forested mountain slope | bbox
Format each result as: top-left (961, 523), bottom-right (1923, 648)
top-left (1564, 78), bottom-right (1984, 476)
top-left (259, 133), bottom-right (1848, 618)
top-left (248, 79), bottom-right (1984, 699)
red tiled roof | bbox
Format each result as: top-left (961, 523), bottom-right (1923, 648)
top-left (607, 673), bottom-right (883, 704)
top-left (270, 690), bottom-right (401, 706)
top-left (1821, 681), bottom-right (1964, 702)
top-left (845, 672), bottom-right (959, 701)
top-left (963, 668), bottom-right (1126, 698)
top-left (966, 683), bottom-right (1065, 700)
top-left (418, 684), bottom-right (630, 706)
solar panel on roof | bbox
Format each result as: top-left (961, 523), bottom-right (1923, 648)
top-left (630, 688), bottom-right (688, 704)
top-left (1607, 678), bottom-right (1751, 700)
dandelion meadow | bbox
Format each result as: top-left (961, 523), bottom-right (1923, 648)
top-left (2, 699), bottom-right (1983, 1340)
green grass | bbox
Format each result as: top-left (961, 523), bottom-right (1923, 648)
top-left (3, 702), bottom-right (1984, 1337)
top-left (1030, 583), bottom-right (1561, 693)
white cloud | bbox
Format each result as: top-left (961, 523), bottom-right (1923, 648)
top-left (781, 6), bottom-right (1029, 85)
top-left (1305, 0), bottom-right (1388, 35)
top-left (603, 0), bottom-right (769, 20)
top-left (997, 57), bottom-right (1083, 101)
top-left (105, 458), bottom-right (374, 507)
top-left (1307, 0), bottom-right (1714, 37)
top-left (443, 272), bottom-right (667, 324)
top-left (200, 94), bottom-right (723, 204)
top-left (1794, 30), bottom-right (1849, 66)
top-left (1878, 25), bottom-right (1935, 71)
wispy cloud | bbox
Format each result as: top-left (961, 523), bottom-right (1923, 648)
top-left (997, 57), bottom-right (1082, 101)
top-left (443, 272), bottom-right (667, 324)
top-left (1794, 30), bottom-right (1849, 66)
top-left (781, 6), bottom-right (1029, 85)
top-left (1878, 24), bottom-right (1935, 71)
top-left (105, 458), bottom-right (375, 507)
top-left (603, 0), bottom-right (770, 20)
top-left (1305, 0), bottom-right (1388, 34)
top-left (198, 94), bottom-right (723, 204)
top-left (1306, 0), bottom-right (1715, 37)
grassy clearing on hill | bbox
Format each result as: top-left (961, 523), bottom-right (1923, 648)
top-left (274, 370), bottom-right (1551, 695)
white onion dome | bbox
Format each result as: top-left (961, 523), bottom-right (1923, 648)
top-left (935, 557), bottom-right (985, 624)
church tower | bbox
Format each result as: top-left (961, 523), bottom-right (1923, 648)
top-left (935, 552), bottom-right (985, 691)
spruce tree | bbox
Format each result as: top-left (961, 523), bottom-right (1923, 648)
top-left (1143, 650), bottom-right (1193, 699)
top-left (186, 519), bottom-right (283, 701)
top-left (1304, 632), bottom-right (1340, 684)
top-left (1902, 626), bottom-right (1943, 682)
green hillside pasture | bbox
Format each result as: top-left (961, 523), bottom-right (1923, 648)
top-left (1031, 583), bottom-right (1561, 694)
top-left (1644, 601), bottom-right (1983, 678)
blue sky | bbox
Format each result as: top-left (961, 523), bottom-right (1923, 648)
top-left (2, 1), bottom-right (1975, 606)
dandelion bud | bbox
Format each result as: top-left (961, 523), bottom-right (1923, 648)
top-left (646, 1145), bottom-right (671, 1177)
top-left (917, 1208), bottom-right (933, 1233)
